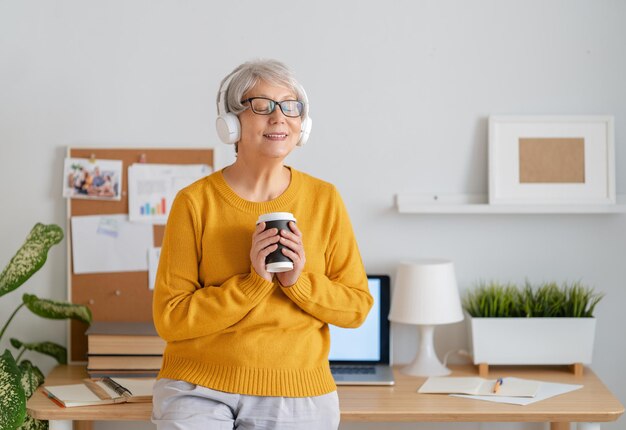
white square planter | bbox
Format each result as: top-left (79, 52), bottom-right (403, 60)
top-left (467, 316), bottom-right (596, 365)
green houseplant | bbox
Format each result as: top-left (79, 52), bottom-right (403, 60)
top-left (0, 223), bottom-right (92, 430)
top-left (464, 280), bottom-right (604, 318)
top-left (463, 281), bottom-right (603, 370)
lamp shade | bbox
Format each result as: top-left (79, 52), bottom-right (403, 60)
top-left (389, 259), bottom-right (464, 325)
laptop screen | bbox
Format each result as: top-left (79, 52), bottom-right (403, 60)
top-left (328, 275), bottom-right (390, 365)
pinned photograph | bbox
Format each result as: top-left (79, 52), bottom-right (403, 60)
top-left (63, 158), bottom-right (123, 200)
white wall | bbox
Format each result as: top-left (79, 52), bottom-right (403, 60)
top-left (1, 1), bottom-right (625, 429)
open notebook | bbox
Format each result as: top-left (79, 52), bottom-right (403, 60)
top-left (418, 377), bottom-right (541, 397)
top-left (44, 377), bottom-right (155, 407)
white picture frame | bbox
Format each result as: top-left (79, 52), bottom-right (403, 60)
top-left (488, 116), bottom-right (615, 205)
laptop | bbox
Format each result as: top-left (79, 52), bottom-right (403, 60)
top-left (329, 274), bottom-right (395, 385)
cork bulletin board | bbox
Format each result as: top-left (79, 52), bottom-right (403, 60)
top-left (66, 147), bottom-right (213, 363)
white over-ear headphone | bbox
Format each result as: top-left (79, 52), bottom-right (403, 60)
top-left (216, 72), bottom-right (312, 146)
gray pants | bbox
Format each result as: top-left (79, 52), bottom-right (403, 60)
top-left (152, 378), bottom-right (340, 430)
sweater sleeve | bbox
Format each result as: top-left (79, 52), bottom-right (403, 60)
top-left (152, 191), bottom-right (275, 342)
top-left (280, 187), bottom-right (373, 328)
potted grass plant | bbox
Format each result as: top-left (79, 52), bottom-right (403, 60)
top-left (0, 223), bottom-right (92, 430)
top-left (463, 281), bottom-right (603, 369)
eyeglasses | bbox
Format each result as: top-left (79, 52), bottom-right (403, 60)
top-left (241, 97), bottom-right (304, 118)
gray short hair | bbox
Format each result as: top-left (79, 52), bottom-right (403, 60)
top-left (218, 59), bottom-right (306, 116)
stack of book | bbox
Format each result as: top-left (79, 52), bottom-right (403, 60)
top-left (86, 321), bottom-right (165, 378)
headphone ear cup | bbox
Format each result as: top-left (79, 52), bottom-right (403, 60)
top-left (297, 116), bottom-right (312, 146)
top-left (216, 113), bottom-right (241, 144)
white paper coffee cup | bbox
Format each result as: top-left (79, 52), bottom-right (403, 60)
top-left (256, 212), bottom-right (297, 273)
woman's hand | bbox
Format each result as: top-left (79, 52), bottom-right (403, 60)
top-left (250, 222), bottom-right (280, 282)
top-left (276, 221), bottom-right (306, 287)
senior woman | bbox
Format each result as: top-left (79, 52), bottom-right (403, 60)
top-left (151, 59), bottom-right (372, 430)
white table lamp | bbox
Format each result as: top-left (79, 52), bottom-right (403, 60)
top-left (388, 259), bottom-right (464, 376)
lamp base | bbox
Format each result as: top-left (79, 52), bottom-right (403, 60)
top-left (401, 356), bottom-right (451, 377)
top-left (400, 324), bottom-right (451, 377)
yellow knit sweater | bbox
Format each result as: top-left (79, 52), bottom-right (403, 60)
top-left (153, 167), bottom-right (372, 397)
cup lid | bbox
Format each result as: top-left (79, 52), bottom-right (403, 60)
top-left (257, 212), bottom-right (297, 224)
top-left (266, 261), bottom-right (294, 273)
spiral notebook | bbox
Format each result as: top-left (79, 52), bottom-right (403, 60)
top-left (44, 377), bottom-right (155, 407)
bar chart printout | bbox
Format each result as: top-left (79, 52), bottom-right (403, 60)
top-left (128, 164), bottom-right (212, 224)
top-left (140, 198), bottom-right (167, 216)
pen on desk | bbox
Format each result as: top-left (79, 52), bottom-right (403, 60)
top-left (493, 378), bottom-right (503, 393)
top-left (102, 377), bottom-right (132, 397)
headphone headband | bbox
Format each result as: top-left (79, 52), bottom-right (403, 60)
top-left (216, 72), bottom-right (237, 118)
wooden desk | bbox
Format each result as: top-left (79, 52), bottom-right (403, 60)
top-left (27, 365), bottom-right (623, 430)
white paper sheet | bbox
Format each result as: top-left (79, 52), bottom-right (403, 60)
top-left (451, 377), bottom-right (583, 405)
top-left (148, 247), bottom-right (161, 290)
top-left (128, 163), bottom-right (212, 224)
top-left (419, 376), bottom-right (540, 397)
top-left (71, 215), bottom-right (154, 274)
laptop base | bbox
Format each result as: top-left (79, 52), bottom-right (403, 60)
top-left (332, 365), bottom-right (395, 386)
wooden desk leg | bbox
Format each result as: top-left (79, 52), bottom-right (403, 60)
top-left (551, 422), bottom-right (570, 430)
top-left (478, 363), bottom-right (489, 377)
top-left (571, 363), bottom-right (584, 377)
top-left (74, 421), bottom-right (94, 430)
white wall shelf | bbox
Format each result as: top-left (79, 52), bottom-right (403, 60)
top-left (396, 194), bottom-right (626, 214)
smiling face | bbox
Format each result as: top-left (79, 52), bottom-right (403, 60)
top-left (237, 79), bottom-right (302, 161)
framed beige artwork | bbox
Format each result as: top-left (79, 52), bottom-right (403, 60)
top-left (488, 116), bottom-right (615, 205)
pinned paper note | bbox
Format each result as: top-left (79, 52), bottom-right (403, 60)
top-left (71, 215), bottom-right (154, 274)
top-left (128, 164), bottom-right (211, 225)
top-left (97, 217), bottom-right (120, 238)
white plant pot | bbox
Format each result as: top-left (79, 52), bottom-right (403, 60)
top-left (467, 316), bottom-right (596, 365)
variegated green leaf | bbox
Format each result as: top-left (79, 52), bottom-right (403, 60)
top-left (17, 360), bottom-right (45, 399)
top-left (10, 340), bottom-right (67, 365)
top-left (22, 294), bottom-right (92, 325)
top-left (0, 224), bottom-right (63, 298)
top-left (18, 415), bottom-right (48, 430)
top-left (0, 349), bottom-right (26, 430)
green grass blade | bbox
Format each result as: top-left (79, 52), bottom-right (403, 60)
top-left (463, 280), bottom-right (603, 318)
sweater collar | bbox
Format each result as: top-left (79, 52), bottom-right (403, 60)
top-left (213, 166), bottom-right (301, 214)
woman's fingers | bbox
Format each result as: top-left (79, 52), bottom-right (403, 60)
top-left (276, 222), bottom-right (305, 287)
top-left (280, 246), bottom-right (301, 263)
top-left (255, 232), bottom-right (280, 252)
top-left (279, 222), bottom-right (303, 252)
top-left (253, 221), bottom-right (306, 285)
top-left (280, 222), bottom-right (301, 243)
top-left (251, 223), bottom-right (281, 282)
top-left (252, 227), bottom-right (280, 253)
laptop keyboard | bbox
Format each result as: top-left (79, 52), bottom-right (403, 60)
top-left (330, 366), bottom-right (376, 375)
